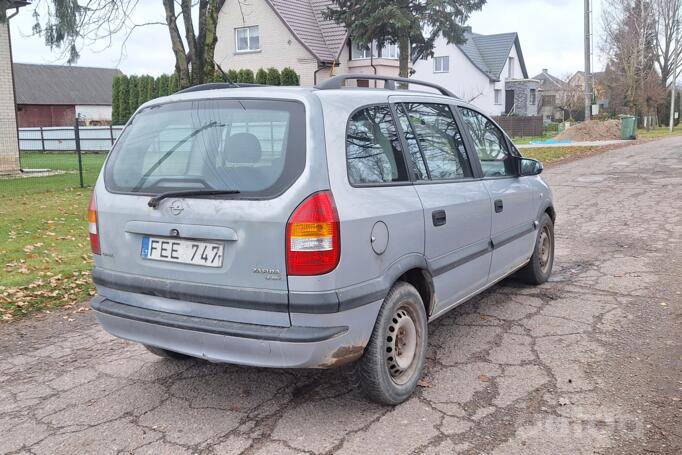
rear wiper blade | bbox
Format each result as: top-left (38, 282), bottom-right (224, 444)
top-left (148, 189), bottom-right (240, 208)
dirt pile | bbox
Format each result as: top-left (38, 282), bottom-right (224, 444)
top-left (554, 120), bottom-right (622, 141)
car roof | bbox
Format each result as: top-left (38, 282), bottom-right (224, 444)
top-left (138, 85), bottom-right (473, 114)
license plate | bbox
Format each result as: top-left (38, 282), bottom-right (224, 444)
top-left (141, 236), bottom-right (224, 268)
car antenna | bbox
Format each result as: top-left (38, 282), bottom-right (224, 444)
top-left (214, 61), bottom-right (238, 87)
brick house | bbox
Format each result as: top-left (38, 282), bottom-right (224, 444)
top-left (214, 0), bottom-right (402, 87)
top-left (0, 1), bottom-right (27, 176)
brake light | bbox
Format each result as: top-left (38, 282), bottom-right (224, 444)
top-left (88, 191), bottom-right (101, 255)
top-left (286, 191), bottom-right (340, 276)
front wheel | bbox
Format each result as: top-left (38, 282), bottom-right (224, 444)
top-left (354, 282), bottom-right (428, 405)
top-left (518, 213), bottom-right (554, 284)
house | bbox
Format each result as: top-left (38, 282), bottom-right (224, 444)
top-left (412, 27), bottom-right (539, 117)
top-left (214, 0), bottom-right (402, 87)
top-left (567, 70), bottom-right (608, 120)
top-left (13, 63), bottom-right (122, 127)
top-left (0, 1), bottom-right (27, 175)
top-left (532, 68), bottom-right (578, 123)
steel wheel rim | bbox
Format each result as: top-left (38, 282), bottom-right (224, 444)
top-left (539, 226), bottom-right (552, 273)
top-left (386, 305), bottom-right (419, 385)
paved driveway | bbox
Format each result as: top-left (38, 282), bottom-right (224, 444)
top-left (2, 137), bottom-right (681, 455)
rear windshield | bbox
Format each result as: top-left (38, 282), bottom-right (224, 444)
top-left (104, 99), bottom-right (305, 197)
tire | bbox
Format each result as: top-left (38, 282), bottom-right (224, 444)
top-left (144, 345), bottom-right (191, 360)
top-left (518, 213), bottom-right (555, 285)
top-left (354, 282), bottom-right (428, 405)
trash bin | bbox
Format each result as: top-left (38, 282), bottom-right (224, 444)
top-left (620, 115), bottom-right (637, 140)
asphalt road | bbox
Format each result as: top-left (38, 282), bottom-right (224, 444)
top-left (2, 137), bottom-right (681, 455)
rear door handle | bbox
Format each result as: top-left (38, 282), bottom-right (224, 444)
top-left (432, 210), bottom-right (447, 226)
top-left (494, 199), bottom-right (504, 213)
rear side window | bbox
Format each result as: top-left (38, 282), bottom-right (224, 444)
top-left (104, 99), bottom-right (305, 197)
top-left (395, 103), bottom-right (473, 181)
top-left (459, 107), bottom-right (514, 177)
top-left (346, 105), bottom-right (409, 185)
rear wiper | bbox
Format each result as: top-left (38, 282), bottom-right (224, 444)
top-left (148, 189), bottom-right (240, 208)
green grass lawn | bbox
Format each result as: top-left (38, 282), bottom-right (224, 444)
top-left (522, 146), bottom-right (600, 165)
top-left (1, 189), bottom-right (94, 321)
top-left (0, 152), bottom-right (106, 195)
top-left (637, 126), bottom-right (682, 140)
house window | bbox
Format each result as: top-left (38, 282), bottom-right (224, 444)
top-left (508, 57), bottom-right (514, 78)
top-left (380, 43), bottom-right (399, 59)
top-left (494, 89), bottom-right (502, 105)
top-left (235, 26), bottom-right (260, 52)
top-left (433, 56), bottom-right (449, 73)
top-left (542, 94), bottom-right (556, 106)
top-left (351, 41), bottom-right (375, 59)
top-left (529, 89), bottom-right (537, 105)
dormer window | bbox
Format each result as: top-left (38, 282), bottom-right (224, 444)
top-left (236, 26), bottom-right (260, 52)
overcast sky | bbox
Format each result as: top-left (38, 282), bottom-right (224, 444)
top-left (8, 0), bottom-right (605, 79)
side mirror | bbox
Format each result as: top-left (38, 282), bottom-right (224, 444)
top-left (518, 157), bottom-right (543, 176)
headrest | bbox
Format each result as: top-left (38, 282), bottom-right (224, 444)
top-left (224, 132), bottom-right (262, 164)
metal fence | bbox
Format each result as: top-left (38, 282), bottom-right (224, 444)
top-left (19, 125), bottom-right (123, 152)
top-left (1, 122), bottom-right (121, 196)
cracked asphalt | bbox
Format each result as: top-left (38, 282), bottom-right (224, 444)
top-left (2, 137), bottom-right (681, 455)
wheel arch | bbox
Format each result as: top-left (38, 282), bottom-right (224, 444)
top-left (397, 268), bottom-right (435, 317)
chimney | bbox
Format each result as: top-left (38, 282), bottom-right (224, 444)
top-left (542, 68), bottom-right (548, 73)
top-left (463, 26), bottom-right (472, 33)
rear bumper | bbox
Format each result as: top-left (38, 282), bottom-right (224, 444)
top-left (90, 296), bottom-right (380, 368)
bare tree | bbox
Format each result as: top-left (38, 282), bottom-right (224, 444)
top-left (601, 0), bottom-right (663, 116)
top-left (654, 0), bottom-right (682, 88)
top-left (0, 0), bottom-right (225, 88)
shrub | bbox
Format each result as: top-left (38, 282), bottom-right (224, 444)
top-left (226, 69), bottom-right (239, 83)
top-left (266, 67), bottom-right (281, 86)
top-left (256, 68), bottom-right (268, 85)
top-left (238, 69), bottom-right (255, 84)
top-left (280, 67), bottom-right (300, 86)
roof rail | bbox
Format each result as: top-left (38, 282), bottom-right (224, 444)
top-left (315, 75), bottom-right (457, 98)
top-left (176, 82), bottom-right (264, 94)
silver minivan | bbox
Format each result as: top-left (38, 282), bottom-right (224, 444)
top-left (89, 75), bottom-right (555, 404)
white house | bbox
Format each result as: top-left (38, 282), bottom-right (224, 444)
top-left (413, 27), bottom-right (539, 117)
top-left (214, 0), bottom-right (403, 87)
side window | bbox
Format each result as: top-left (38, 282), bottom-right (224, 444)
top-left (346, 105), bottom-right (409, 185)
top-left (459, 107), bottom-right (514, 177)
top-left (395, 102), bottom-right (473, 181)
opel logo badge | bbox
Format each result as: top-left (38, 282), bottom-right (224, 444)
top-left (168, 200), bottom-right (184, 216)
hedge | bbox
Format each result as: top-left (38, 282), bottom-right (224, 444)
top-left (112, 67), bottom-right (301, 125)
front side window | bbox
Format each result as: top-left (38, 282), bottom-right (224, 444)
top-left (346, 105), bottom-right (409, 185)
top-left (105, 99), bottom-right (305, 197)
top-left (508, 57), bottom-right (515, 78)
top-left (529, 89), bottom-right (537, 105)
top-left (434, 56), bottom-right (450, 73)
top-left (396, 103), bottom-right (473, 181)
top-left (494, 89), bottom-right (501, 105)
top-left (236, 26), bottom-right (260, 52)
top-left (459, 107), bottom-right (514, 177)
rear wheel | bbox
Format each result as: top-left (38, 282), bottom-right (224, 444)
top-left (518, 213), bottom-right (554, 284)
top-left (144, 345), bottom-right (191, 360)
top-left (354, 282), bottom-right (428, 405)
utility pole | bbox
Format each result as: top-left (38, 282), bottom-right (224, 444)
top-left (584, 0), bottom-right (592, 121)
top-left (670, 17), bottom-right (680, 133)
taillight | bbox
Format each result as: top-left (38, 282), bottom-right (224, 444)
top-left (286, 191), bottom-right (340, 276)
top-left (88, 191), bottom-right (101, 255)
